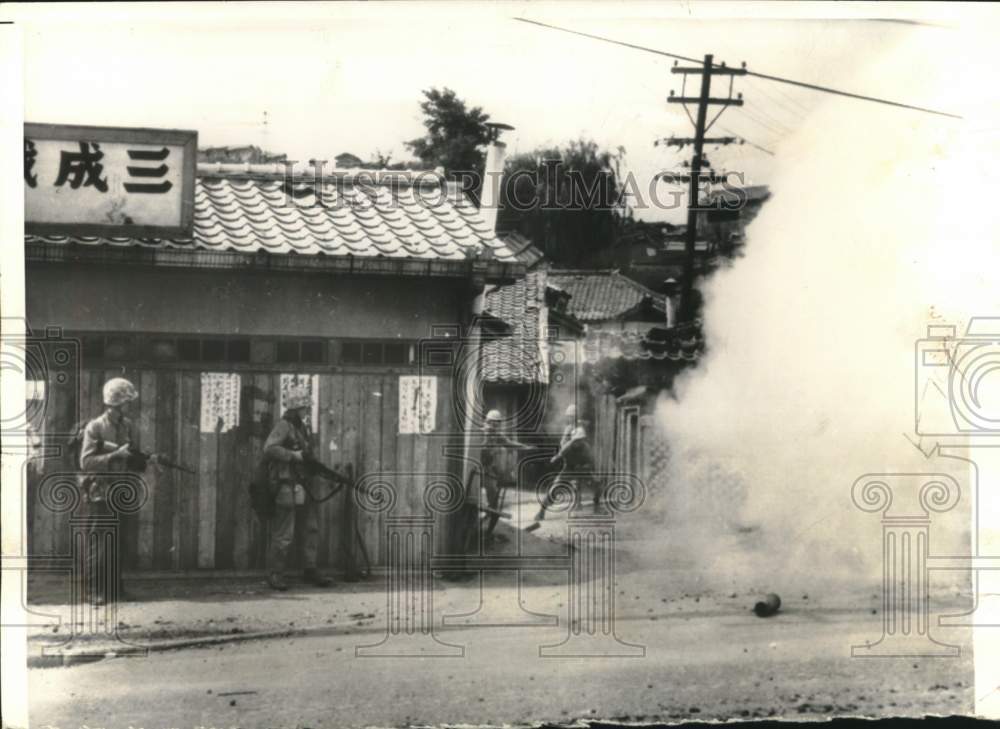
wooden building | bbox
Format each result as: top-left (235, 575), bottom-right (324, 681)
top-left (481, 266), bottom-right (702, 494)
top-left (24, 162), bottom-right (523, 573)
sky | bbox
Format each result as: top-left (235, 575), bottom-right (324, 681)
top-left (6, 2), bottom-right (973, 223)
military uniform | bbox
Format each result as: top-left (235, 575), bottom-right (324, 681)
top-left (479, 431), bottom-right (524, 539)
top-left (443, 414), bottom-right (527, 580)
top-left (263, 413), bottom-right (322, 579)
top-left (456, 432), bottom-right (522, 554)
top-left (78, 409), bottom-right (142, 603)
top-left (537, 424), bottom-right (594, 518)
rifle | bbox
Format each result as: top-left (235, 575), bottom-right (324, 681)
top-left (478, 503), bottom-right (512, 520)
top-left (290, 449), bottom-right (376, 501)
top-left (297, 451), bottom-right (354, 488)
top-left (100, 441), bottom-right (197, 475)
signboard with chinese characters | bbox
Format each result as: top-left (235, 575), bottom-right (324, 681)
top-left (398, 375), bottom-right (437, 434)
top-left (24, 123), bottom-right (197, 238)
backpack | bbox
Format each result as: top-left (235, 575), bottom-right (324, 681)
top-left (248, 456), bottom-right (275, 522)
top-left (248, 416), bottom-right (311, 522)
top-left (67, 419), bottom-right (89, 467)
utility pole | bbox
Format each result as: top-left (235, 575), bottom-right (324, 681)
top-left (667, 55), bottom-right (745, 322)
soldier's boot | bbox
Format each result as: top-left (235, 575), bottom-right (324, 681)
top-left (303, 568), bottom-right (333, 587)
top-left (267, 572), bottom-right (289, 591)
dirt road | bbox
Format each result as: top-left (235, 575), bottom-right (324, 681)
top-left (29, 594), bottom-right (973, 727)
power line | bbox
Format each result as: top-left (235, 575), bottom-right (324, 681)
top-left (739, 109), bottom-right (788, 137)
top-left (761, 77), bottom-right (812, 115)
top-left (512, 17), bottom-right (962, 120)
top-left (742, 100), bottom-right (795, 135)
top-left (744, 77), bottom-right (809, 122)
top-left (719, 127), bottom-right (776, 156)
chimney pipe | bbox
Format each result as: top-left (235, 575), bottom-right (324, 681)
top-left (664, 278), bottom-right (679, 328)
top-left (480, 123), bottom-right (514, 232)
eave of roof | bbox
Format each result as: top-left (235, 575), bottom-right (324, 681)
top-left (26, 168), bottom-right (521, 278)
top-left (25, 240), bottom-right (525, 282)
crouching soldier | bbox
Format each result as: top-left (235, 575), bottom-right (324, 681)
top-left (263, 387), bottom-right (332, 591)
top-left (78, 377), bottom-right (155, 606)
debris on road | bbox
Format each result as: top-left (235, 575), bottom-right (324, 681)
top-left (753, 593), bottom-right (781, 617)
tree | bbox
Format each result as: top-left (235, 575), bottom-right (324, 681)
top-left (405, 88), bottom-right (492, 191)
top-left (499, 140), bottom-right (630, 267)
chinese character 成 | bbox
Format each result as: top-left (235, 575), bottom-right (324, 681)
top-left (54, 142), bottom-right (109, 192)
top-left (124, 147), bottom-right (172, 194)
top-left (24, 139), bottom-right (38, 188)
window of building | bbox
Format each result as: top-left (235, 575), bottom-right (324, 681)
top-left (300, 341), bottom-right (324, 364)
top-left (338, 340), bottom-right (414, 366)
top-left (227, 339), bottom-right (251, 363)
top-left (276, 340), bottom-right (326, 365)
top-left (276, 340), bottom-right (300, 363)
top-left (72, 333), bottom-right (412, 368)
top-left (104, 336), bottom-right (134, 360)
top-left (383, 342), bottom-right (408, 365)
top-left (201, 339), bottom-right (226, 361)
top-left (340, 342), bottom-right (362, 365)
top-left (82, 336), bottom-right (105, 360)
top-left (177, 338), bottom-right (201, 361)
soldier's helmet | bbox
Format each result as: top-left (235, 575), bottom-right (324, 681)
top-left (103, 378), bottom-right (138, 407)
top-left (485, 409), bottom-right (503, 423)
top-left (285, 386), bottom-right (311, 411)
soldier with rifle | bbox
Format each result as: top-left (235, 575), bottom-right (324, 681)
top-left (442, 409), bottom-right (529, 582)
top-left (529, 404), bottom-right (595, 529)
top-left (262, 386), bottom-right (335, 591)
top-left (77, 377), bottom-right (193, 606)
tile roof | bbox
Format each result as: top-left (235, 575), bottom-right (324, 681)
top-left (481, 270), bottom-right (548, 384)
top-left (582, 327), bottom-right (703, 363)
top-left (502, 231), bottom-right (546, 268)
top-left (25, 168), bottom-right (518, 263)
top-left (481, 270), bottom-right (696, 382)
top-left (547, 269), bottom-right (667, 322)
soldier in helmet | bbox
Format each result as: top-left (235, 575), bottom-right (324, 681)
top-left (262, 386), bottom-right (331, 591)
top-left (531, 403), bottom-right (594, 525)
top-left (443, 408), bottom-right (530, 581)
top-left (480, 408), bottom-right (533, 541)
top-left (78, 377), bottom-right (155, 605)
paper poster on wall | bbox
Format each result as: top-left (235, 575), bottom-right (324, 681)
top-left (200, 373), bottom-right (241, 433)
top-left (280, 373), bottom-right (320, 431)
top-left (399, 375), bottom-right (436, 434)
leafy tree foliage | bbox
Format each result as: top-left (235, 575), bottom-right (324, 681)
top-left (499, 140), bottom-right (629, 267)
top-left (405, 87), bottom-right (492, 180)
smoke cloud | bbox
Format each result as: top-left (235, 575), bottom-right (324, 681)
top-left (645, 23), bottom-right (999, 597)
